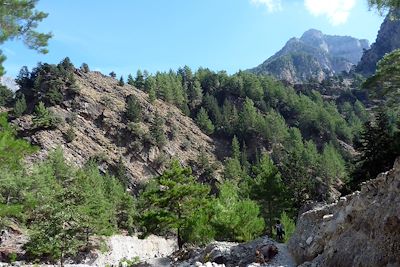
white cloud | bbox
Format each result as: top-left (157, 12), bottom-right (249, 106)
top-left (251, 0), bottom-right (282, 13)
top-left (304, 0), bottom-right (356, 26)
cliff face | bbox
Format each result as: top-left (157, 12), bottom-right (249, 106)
top-left (288, 158), bottom-right (400, 267)
top-left (356, 10), bottom-right (400, 76)
top-left (249, 29), bottom-right (369, 83)
top-left (13, 70), bottom-right (221, 189)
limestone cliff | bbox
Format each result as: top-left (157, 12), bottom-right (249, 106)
top-left (288, 158), bottom-right (400, 267)
top-left (356, 9), bottom-right (400, 76)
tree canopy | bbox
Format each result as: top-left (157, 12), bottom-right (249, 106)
top-left (0, 0), bottom-right (51, 76)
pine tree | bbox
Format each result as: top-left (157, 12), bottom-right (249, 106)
top-left (32, 102), bottom-right (59, 129)
top-left (125, 95), bottom-right (142, 122)
top-left (249, 154), bottom-right (287, 235)
top-left (0, 85), bottom-right (13, 106)
top-left (196, 107), bottom-right (215, 135)
top-left (13, 95), bottom-right (27, 117)
top-left (119, 76), bottom-right (125, 86)
top-left (135, 70), bottom-right (145, 90)
top-left (211, 182), bottom-right (265, 242)
top-left (0, 0), bottom-right (51, 76)
top-left (127, 74), bottom-right (135, 86)
top-left (80, 63), bottom-right (89, 73)
top-left (150, 112), bottom-right (166, 147)
top-left (139, 160), bottom-right (210, 248)
top-left (109, 71), bottom-right (116, 78)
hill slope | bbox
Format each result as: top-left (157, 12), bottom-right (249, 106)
top-left (13, 69), bottom-right (221, 189)
top-left (249, 29), bottom-right (369, 83)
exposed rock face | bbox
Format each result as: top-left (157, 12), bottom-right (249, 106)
top-left (175, 237), bottom-right (295, 267)
top-left (14, 70), bottom-right (221, 188)
top-left (357, 9), bottom-right (400, 76)
top-left (288, 158), bottom-right (400, 267)
top-left (249, 29), bottom-right (369, 83)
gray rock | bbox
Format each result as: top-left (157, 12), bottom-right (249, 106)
top-left (288, 157), bottom-right (400, 267)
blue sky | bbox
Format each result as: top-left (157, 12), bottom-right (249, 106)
top-left (3, 0), bottom-right (384, 78)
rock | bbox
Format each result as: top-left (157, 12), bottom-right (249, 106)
top-left (249, 29), bottom-right (369, 83)
top-left (288, 157), bottom-right (400, 267)
top-left (175, 237), bottom-right (295, 267)
top-left (356, 9), bottom-right (400, 76)
top-left (322, 214), bottom-right (333, 221)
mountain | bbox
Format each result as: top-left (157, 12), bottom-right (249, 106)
top-left (0, 76), bottom-right (19, 92)
top-left (249, 29), bottom-right (369, 83)
top-left (356, 9), bottom-right (400, 76)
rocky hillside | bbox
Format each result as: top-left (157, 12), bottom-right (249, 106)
top-left (288, 157), bottom-right (400, 267)
top-left (356, 9), bottom-right (400, 76)
top-left (13, 69), bottom-right (222, 189)
top-left (249, 29), bottom-right (369, 83)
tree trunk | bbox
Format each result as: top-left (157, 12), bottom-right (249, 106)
top-left (177, 227), bottom-right (183, 249)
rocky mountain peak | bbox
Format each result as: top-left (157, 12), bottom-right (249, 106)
top-left (249, 29), bottom-right (369, 83)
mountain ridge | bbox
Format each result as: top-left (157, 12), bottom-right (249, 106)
top-left (249, 29), bottom-right (369, 83)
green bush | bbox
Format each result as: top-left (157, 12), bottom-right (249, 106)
top-left (279, 211), bottom-right (295, 243)
top-left (63, 127), bottom-right (76, 143)
top-left (0, 85), bottom-right (13, 107)
top-left (32, 102), bottom-right (61, 129)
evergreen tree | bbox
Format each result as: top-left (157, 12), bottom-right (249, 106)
top-left (352, 109), bottom-right (400, 188)
top-left (250, 154), bottom-right (288, 235)
top-left (211, 182), bottom-right (265, 242)
top-left (135, 70), bottom-right (145, 90)
top-left (32, 102), bottom-right (60, 129)
top-left (0, 85), bottom-right (13, 106)
top-left (231, 135), bottom-right (240, 160)
top-left (139, 160), bottom-right (210, 248)
top-left (0, 0), bottom-right (51, 76)
top-left (127, 74), bottom-right (135, 86)
top-left (150, 112), bottom-right (166, 147)
top-left (125, 95), bottom-right (142, 122)
top-left (196, 107), bottom-right (215, 135)
top-left (118, 76), bottom-right (125, 86)
top-left (13, 95), bottom-right (27, 117)
top-left (109, 71), bottom-right (116, 78)
top-left (80, 63), bottom-right (89, 73)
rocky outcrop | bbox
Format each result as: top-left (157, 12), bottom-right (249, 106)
top-left (288, 158), bottom-right (400, 267)
top-left (174, 237), bottom-right (295, 267)
top-left (14, 70), bottom-right (221, 189)
top-left (249, 29), bottom-right (369, 83)
top-left (356, 9), bottom-right (400, 76)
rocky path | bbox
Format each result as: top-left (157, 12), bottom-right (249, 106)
top-left (263, 243), bottom-right (296, 267)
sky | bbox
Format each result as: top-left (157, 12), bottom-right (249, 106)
top-left (2, 0), bottom-right (385, 78)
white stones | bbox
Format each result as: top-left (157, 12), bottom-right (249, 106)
top-left (306, 236), bottom-right (313, 245)
top-left (323, 214), bottom-right (334, 221)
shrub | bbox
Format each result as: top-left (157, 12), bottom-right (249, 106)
top-left (279, 212), bottom-right (295, 243)
top-left (0, 85), bottom-right (13, 107)
top-left (13, 95), bottom-right (27, 117)
top-left (80, 63), bottom-right (90, 73)
top-left (64, 127), bottom-right (76, 143)
top-left (32, 102), bottom-right (61, 129)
